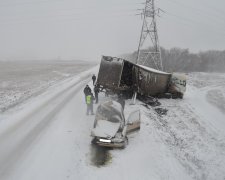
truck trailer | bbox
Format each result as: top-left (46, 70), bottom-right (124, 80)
top-left (96, 56), bottom-right (186, 99)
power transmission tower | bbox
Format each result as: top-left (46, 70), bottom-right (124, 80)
top-left (136, 0), bottom-right (163, 70)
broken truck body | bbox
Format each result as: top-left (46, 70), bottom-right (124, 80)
top-left (97, 56), bottom-right (186, 98)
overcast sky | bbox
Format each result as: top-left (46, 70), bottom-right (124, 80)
top-left (0, 0), bottom-right (224, 61)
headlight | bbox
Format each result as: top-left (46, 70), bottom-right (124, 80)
top-left (99, 139), bottom-right (111, 143)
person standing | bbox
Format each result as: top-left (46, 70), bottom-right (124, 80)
top-left (86, 92), bottom-right (95, 115)
top-left (92, 74), bottom-right (96, 85)
top-left (83, 85), bottom-right (92, 102)
top-left (84, 85), bottom-right (91, 96)
top-left (94, 85), bottom-right (100, 104)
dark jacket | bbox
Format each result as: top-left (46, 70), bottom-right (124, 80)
top-left (92, 75), bottom-right (96, 81)
top-left (94, 86), bottom-right (100, 94)
top-left (84, 86), bottom-right (91, 96)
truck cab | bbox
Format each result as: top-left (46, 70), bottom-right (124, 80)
top-left (168, 73), bottom-right (187, 98)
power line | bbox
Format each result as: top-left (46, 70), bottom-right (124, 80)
top-left (159, 9), bottom-right (225, 37)
top-left (164, 0), bottom-right (225, 24)
top-left (159, 16), bottom-right (225, 43)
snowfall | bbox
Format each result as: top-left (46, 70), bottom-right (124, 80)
top-left (0, 61), bottom-right (225, 180)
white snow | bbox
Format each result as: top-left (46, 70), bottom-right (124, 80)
top-left (137, 64), bottom-right (171, 75)
top-left (0, 65), bottom-right (225, 180)
top-left (0, 60), bottom-right (94, 113)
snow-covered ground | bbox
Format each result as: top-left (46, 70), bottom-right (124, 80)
top-left (0, 60), bottom-right (94, 113)
top-left (0, 63), bottom-right (225, 180)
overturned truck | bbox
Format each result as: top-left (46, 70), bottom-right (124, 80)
top-left (97, 56), bottom-right (186, 98)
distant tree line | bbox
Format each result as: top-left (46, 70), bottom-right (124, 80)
top-left (122, 47), bottom-right (225, 73)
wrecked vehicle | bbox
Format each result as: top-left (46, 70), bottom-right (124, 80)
top-left (96, 56), bottom-right (186, 98)
top-left (168, 73), bottom-right (186, 98)
top-left (91, 100), bottom-right (140, 148)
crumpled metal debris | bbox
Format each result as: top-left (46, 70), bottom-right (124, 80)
top-left (154, 108), bottom-right (168, 116)
top-left (138, 95), bottom-right (161, 107)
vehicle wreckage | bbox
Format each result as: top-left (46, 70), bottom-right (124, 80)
top-left (96, 56), bottom-right (186, 99)
top-left (91, 100), bottom-right (140, 148)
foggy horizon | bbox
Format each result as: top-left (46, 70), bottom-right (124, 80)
top-left (0, 0), bottom-right (225, 62)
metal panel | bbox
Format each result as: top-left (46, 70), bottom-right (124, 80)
top-left (126, 110), bottom-right (141, 134)
top-left (133, 66), bottom-right (171, 96)
top-left (97, 56), bottom-right (124, 89)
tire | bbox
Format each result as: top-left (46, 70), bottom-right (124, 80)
top-left (91, 137), bottom-right (97, 144)
top-left (121, 136), bottom-right (128, 149)
top-left (165, 93), bottom-right (172, 99)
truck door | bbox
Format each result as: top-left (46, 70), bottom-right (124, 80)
top-left (126, 110), bottom-right (141, 134)
top-left (97, 56), bottom-right (124, 89)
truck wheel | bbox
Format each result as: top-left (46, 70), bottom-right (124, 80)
top-left (179, 94), bottom-right (184, 99)
top-left (165, 93), bottom-right (172, 99)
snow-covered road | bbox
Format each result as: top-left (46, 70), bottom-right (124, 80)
top-left (0, 67), bottom-right (97, 179)
top-left (0, 69), bottom-right (225, 180)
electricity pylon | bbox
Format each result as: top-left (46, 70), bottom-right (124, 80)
top-left (136, 0), bottom-right (163, 70)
